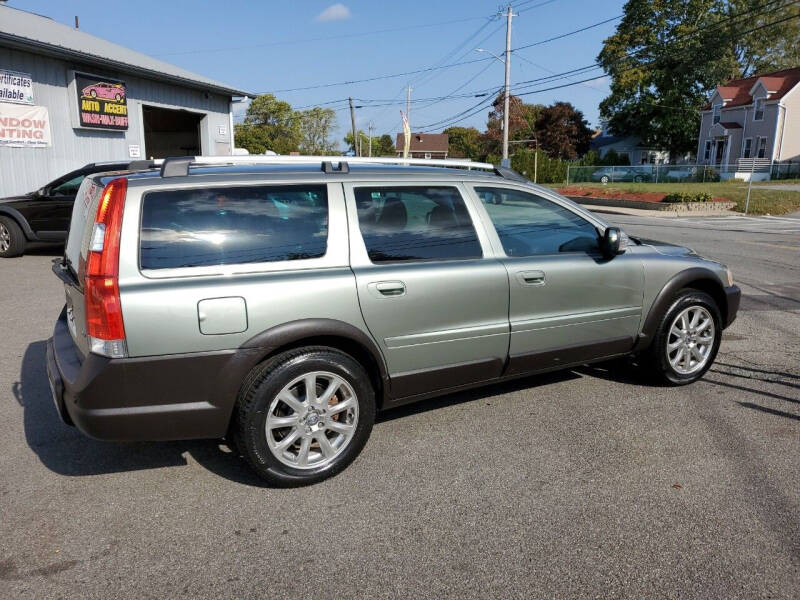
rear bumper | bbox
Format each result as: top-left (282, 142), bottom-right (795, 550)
top-left (724, 284), bottom-right (741, 328)
top-left (46, 307), bottom-right (262, 441)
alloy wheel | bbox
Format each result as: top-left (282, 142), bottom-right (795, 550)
top-left (0, 223), bottom-right (10, 253)
top-left (666, 306), bottom-right (715, 375)
top-left (265, 371), bottom-right (358, 470)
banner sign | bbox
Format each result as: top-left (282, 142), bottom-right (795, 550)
top-left (0, 69), bottom-right (34, 105)
top-left (75, 72), bottom-right (128, 130)
top-left (0, 103), bottom-right (52, 147)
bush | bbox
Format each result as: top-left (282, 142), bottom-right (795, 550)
top-left (662, 192), bottom-right (712, 203)
top-left (511, 149), bottom-right (568, 184)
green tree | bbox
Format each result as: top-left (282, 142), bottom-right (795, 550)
top-left (234, 94), bottom-right (300, 155)
top-left (598, 0), bottom-right (800, 155)
top-left (723, 0), bottom-right (800, 77)
top-left (374, 134), bottom-right (396, 156)
top-left (298, 106), bottom-right (338, 154)
top-left (443, 126), bottom-right (483, 159)
top-left (344, 131), bottom-right (396, 156)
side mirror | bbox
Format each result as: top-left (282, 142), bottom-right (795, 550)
top-left (601, 227), bottom-right (625, 258)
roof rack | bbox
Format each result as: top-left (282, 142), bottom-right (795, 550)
top-left (156, 155), bottom-right (529, 181)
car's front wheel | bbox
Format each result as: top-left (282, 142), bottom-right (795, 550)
top-left (643, 289), bottom-right (722, 385)
top-left (234, 347), bottom-right (375, 486)
top-left (0, 216), bottom-right (26, 258)
top-left (600, 175), bottom-right (609, 184)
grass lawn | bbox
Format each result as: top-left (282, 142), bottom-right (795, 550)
top-left (548, 181), bottom-right (800, 215)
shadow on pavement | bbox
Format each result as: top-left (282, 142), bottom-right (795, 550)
top-left (378, 370), bottom-right (580, 423)
top-left (737, 402), bottom-right (800, 421)
top-left (715, 361), bottom-right (800, 381)
top-left (15, 340), bottom-right (269, 487)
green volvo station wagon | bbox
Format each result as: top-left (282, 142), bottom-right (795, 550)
top-left (47, 156), bottom-right (740, 486)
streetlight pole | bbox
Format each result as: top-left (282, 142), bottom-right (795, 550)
top-left (368, 121), bottom-right (374, 157)
top-left (348, 97), bottom-right (358, 157)
top-left (502, 4), bottom-right (514, 168)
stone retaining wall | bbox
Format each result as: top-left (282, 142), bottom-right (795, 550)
top-left (567, 196), bottom-right (736, 213)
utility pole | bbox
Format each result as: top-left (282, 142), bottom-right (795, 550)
top-left (368, 121), bottom-right (375, 157)
top-left (406, 85), bottom-right (412, 133)
top-left (501, 4), bottom-right (515, 168)
top-left (349, 97), bottom-right (359, 157)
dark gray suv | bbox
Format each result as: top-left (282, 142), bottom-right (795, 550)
top-left (47, 156), bottom-right (740, 486)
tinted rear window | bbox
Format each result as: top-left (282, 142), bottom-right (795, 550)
top-left (354, 186), bottom-right (482, 263)
top-left (140, 185), bottom-right (328, 269)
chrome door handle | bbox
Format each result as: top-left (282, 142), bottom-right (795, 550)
top-left (517, 270), bottom-right (545, 285)
top-left (369, 280), bottom-right (406, 297)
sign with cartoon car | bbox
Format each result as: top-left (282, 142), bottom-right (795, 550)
top-left (74, 72), bottom-right (128, 130)
top-left (81, 82), bottom-right (126, 103)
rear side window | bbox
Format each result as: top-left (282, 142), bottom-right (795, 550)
top-left (140, 185), bottom-right (328, 270)
top-left (354, 186), bottom-right (482, 263)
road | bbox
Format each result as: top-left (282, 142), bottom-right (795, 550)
top-left (1, 214), bottom-right (798, 599)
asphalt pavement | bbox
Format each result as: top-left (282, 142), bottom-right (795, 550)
top-left (1, 214), bottom-right (798, 599)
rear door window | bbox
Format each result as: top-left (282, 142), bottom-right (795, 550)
top-left (353, 186), bottom-right (482, 263)
top-left (140, 185), bottom-right (328, 269)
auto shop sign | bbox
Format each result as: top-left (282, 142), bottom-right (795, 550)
top-left (0, 103), bottom-right (52, 147)
top-left (75, 72), bottom-right (128, 130)
top-left (0, 69), bottom-right (34, 105)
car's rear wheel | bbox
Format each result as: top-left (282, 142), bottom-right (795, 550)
top-left (0, 216), bottom-right (25, 258)
top-left (234, 347), bottom-right (375, 486)
top-left (643, 289), bottom-right (722, 385)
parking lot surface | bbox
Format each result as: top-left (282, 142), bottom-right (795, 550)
top-left (1, 214), bottom-right (798, 599)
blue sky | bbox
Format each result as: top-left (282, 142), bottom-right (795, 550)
top-left (16, 0), bottom-right (626, 141)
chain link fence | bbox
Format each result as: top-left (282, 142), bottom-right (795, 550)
top-left (565, 161), bottom-right (799, 185)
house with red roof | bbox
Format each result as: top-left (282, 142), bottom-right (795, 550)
top-left (697, 67), bottom-right (800, 172)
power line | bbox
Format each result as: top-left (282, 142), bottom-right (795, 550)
top-left (417, 4), bottom-right (797, 131)
top-left (258, 56), bottom-right (494, 94)
top-left (512, 15), bottom-right (621, 52)
top-left (154, 15), bottom-right (489, 57)
top-left (274, 0), bottom-right (793, 116)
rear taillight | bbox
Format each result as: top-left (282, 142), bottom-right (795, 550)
top-left (84, 177), bottom-right (128, 358)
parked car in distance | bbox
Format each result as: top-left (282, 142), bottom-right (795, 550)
top-left (591, 167), bottom-right (651, 183)
top-left (47, 156), bottom-right (740, 486)
top-left (81, 82), bottom-right (126, 102)
top-left (0, 161), bottom-right (151, 257)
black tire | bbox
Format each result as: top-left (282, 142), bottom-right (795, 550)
top-left (642, 289), bottom-right (722, 385)
top-left (633, 175), bottom-right (643, 183)
top-left (600, 175), bottom-right (609, 184)
top-left (235, 346), bottom-right (375, 487)
top-left (0, 216), bottom-right (26, 258)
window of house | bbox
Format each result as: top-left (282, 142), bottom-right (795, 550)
top-left (704, 141), bottom-right (712, 161)
top-left (757, 137), bottom-right (768, 159)
top-left (754, 97), bottom-right (765, 121)
top-left (475, 187), bottom-right (600, 257)
top-left (743, 138), bottom-right (752, 159)
top-left (140, 185), bottom-right (328, 270)
top-left (712, 103), bottom-right (721, 124)
top-left (354, 186), bottom-right (482, 263)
